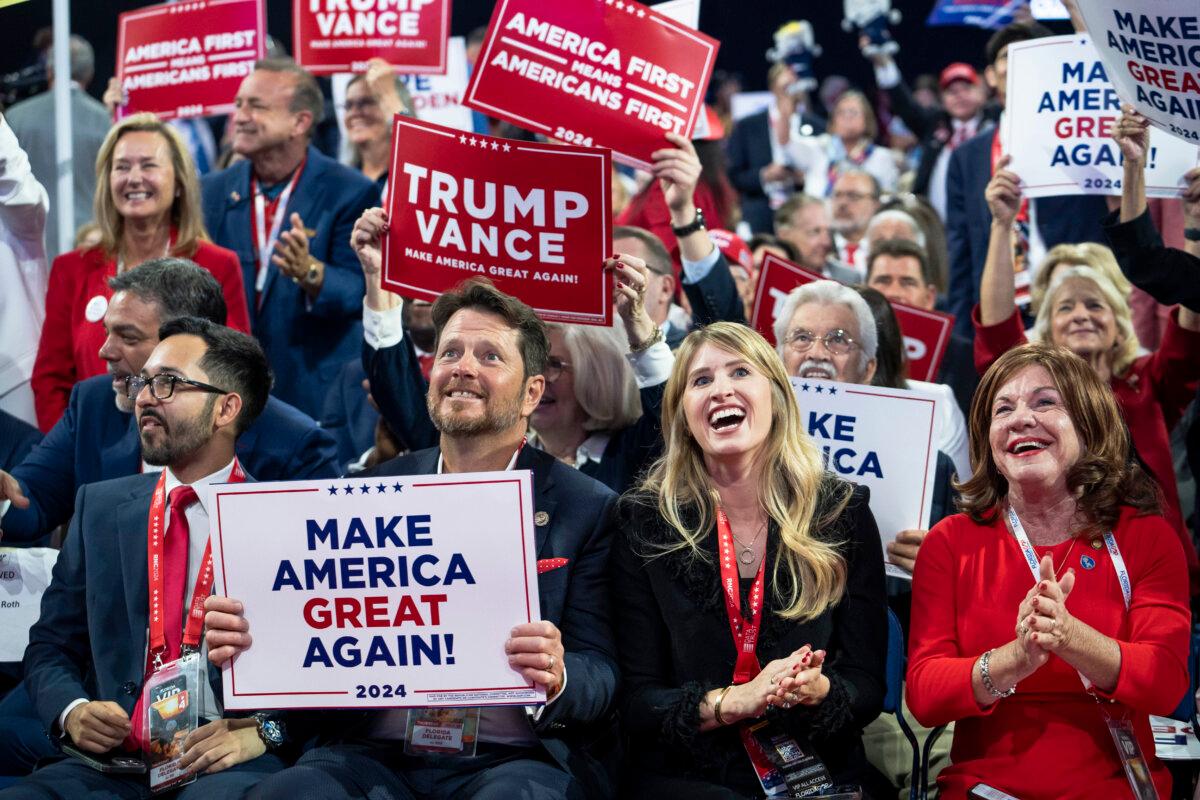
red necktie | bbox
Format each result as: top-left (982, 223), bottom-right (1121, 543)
top-left (127, 485), bottom-right (198, 750)
top-left (417, 353), bottom-right (434, 381)
top-left (844, 242), bottom-right (858, 267)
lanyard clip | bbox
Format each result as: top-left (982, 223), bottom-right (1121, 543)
top-left (151, 650), bottom-right (165, 673)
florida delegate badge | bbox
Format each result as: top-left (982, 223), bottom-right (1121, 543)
top-left (1106, 715), bottom-right (1158, 800)
top-left (142, 652), bottom-right (202, 794)
top-left (404, 707), bottom-right (480, 757)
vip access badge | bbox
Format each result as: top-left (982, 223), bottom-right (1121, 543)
top-left (142, 652), bottom-right (202, 793)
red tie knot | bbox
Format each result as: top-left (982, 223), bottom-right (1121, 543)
top-left (169, 485), bottom-right (199, 514)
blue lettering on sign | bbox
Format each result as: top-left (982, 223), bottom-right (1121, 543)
top-left (302, 634), bottom-right (456, 668)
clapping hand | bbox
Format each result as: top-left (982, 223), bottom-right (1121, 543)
top-left (772, 647), bottom-right (831, 707)
top-left (1019, 554), bottom-right (1077, 653)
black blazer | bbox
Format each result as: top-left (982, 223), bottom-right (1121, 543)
top-left (726, 108), bottom-right (826, 234)
top-left (332, 445), bottom-right (621, 794)
top-left (609, 481), bottom-right (887, 793)
top-left (945, 128), bottom-right (1109, 338)
top-left (0, 409), bottom-right (40, 471)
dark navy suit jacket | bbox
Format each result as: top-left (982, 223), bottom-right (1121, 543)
top-left (726, 108), bottom-right (827, 234)
top-left (0, 410), bottom-right (40, 471)
top-left (23, 474), bottom-right (226, 733)
top-left (350, 445), bottom-right (619, 791)
top-left (945, 127), bottom-right (1109, 338)
top-left (200, 145), bottom-right (378, 418)
top-left (2, 375), bottom-right (339, 543)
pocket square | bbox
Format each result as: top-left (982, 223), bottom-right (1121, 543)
top-left (537, 558), bottom-right (569, 574)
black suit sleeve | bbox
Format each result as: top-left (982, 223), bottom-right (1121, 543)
top-left (24, 484), bottom-right (94, 733)
top-left (1103, 208), bottom-right (1200, 311)
top-left (534, 492), bottom-right (620, 729)
top-left (884, 80), bottom-right (940, 142)
top-left (726, 115), bottom-right (766, 198)
top-left (607, 381), bottom-right (666, 494)
top-left (681, 252), bottom-right (747, 327)
top-left (4, 392), bottom-right (82, 542)
top-left (362, 336), bottom-right (439, 452)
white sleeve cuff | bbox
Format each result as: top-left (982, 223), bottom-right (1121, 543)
top-left (680, 246), bottom-right (721, 285)
top-left (528, 663), bottom-right (567, 721)
top-left (363, 299), bottom-right (406, 351)
top-left (874, 60), bottom-right (901, 89)
top-left (626, 341), bottom-right (673, 388)
top-left (58, 698), bottom-right (89, 735)
top-left (0, 499), bottom-right (10, 523)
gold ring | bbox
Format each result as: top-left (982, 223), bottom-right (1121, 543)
top-left (547, 654), bottom-right (555, 671)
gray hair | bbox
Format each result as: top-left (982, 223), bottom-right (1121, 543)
top-left (46, 35), bottom-right (95, 85)
top-left (773, 280), bottom-right (878, 371)
top-left (865, 209), bottom-right (926, 250)
top-left (546, 323), bottom-right (642, 432)
top-left (108, 257), bottom-right (228, 326)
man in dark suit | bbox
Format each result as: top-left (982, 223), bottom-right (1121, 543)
top-left (0, 259), bottom-right (339, 546)
top-left (945, 22), bottom-right (1109, 338)
top-left (205, 276), bottom-right (619, 798)
top-left (0, 412), bottom-right (39, 472)
top-left (726, 63), bottom-right (827, 233)
top-left (864, 238), bottom-right (978, 417)
top-left (200, 58), bottom-right (378, 419)
top-left (5, 319), bottom-right (287, 799)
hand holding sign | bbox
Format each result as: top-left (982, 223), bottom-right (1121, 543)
top-left (352, 208), bottom-right (388, 281)
top-left (985, 155), bottom-right (1022, 228)
top-left (1184, 168), bottom-right (1200, 224)
top-left (505, 621), bottom-right (565, 700)
top-left (1111, 105), bottom-right (1151, 163)
top-left (885, 529), bottom-right (927, 574)
top-left (653, 132), bottom-right (702, 216)
top-left (365, 58), bottom-right (410, 119)
top-left (204, 596), bottom-right (251, 667)
top-left (608, 254), bottom-right (659, 349)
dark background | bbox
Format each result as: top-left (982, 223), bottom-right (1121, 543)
top-left (0, 1), bottom-right (1071, 106)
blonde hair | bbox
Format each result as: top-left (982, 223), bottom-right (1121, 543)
top-left (1032, 265), bottom-right (1139, 378)
top-left (546, 323), bottom-right (641, 432)
top-left (828, 90), bottom-right (878, 143)
top-left (1030, 242), bottom-right (1132, 314)
top-left (93, 113), bottom-right (209, 259)
top-left (639, 322), bottom-right (850, 621)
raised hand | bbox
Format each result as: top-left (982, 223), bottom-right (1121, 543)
top-left (985, 155), bottom-right (1022, 227)
top-left (1111, 105), bottom-right (1150, 165)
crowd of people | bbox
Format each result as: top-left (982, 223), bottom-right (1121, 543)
top-left (0, 3), bottom-right (1199, 799)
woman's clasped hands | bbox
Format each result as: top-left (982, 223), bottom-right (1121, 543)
top-left (1014, 554), bottom-right (1078, 670)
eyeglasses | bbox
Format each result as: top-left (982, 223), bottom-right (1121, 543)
top-left (543, 356), bottom-right (573, 384)
top-left (126, 373), bottom-right (228, 401)
top-left (339, 98), bottom-right (380, 114)
top-left (832, 190), bottom-right (873, 203)
top-left (784, 329), bottom-right (860, 355)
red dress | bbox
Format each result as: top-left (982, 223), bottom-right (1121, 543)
top-left (972, 306), bottom-right (1200, 583)
top-left (908, 509), bottom-right (1190, 800)
top-left (30, 240), bottom-right (251, 431)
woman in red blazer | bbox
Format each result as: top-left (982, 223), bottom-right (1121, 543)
top-left (30, 113), bottom-right (250, 431)
top-left (908, 343), bottom-right (1190, 799)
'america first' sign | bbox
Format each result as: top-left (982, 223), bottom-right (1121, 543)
top-left (383, 117), bottom-right (612, 326)
top-left (116, 0), bottom-right (265, 121)
top-left (208, 472), bottom-right (544, 710)
top-left (463, 0), bottom-right (719, 169)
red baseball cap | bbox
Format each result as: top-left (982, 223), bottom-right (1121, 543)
top-left (707, 229), bottom-right (753, 271)
top-left (939, 63), bottom-right (980, 90)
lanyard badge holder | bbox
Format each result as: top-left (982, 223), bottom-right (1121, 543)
top-left (403, 708), bottom-right (481, 757)
top-left (1006, 507), bottom-right (1158, 800)
top-left (142, 652), bottom-right (202, 794)
top-left (716, 509), bottom-right (836, 798)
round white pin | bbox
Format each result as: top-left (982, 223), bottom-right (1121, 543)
top-left (84, 294), bottom-right (109, 323)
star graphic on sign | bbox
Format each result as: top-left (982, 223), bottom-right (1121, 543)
top-left (502, 143), bottom-right (511, 152)
top-left (392, 483), bottom-right (404, 493)
top-left (815, 385), bottom-right (825, 394)
top-left (343, 484), bottom-right (355, 494)
top-left (490, 141), bottom-right (500, 151)
top-left (800, 383), bottom-right (810, 392)
top-left (359, 484), bottom-right (372, 494)
top-left (606, 0), bottom-right (613, 4)
top-left (637, 8), bottom-right (646, 16)
top-left (376, 483), bottom-right (388, 493)
top-left (829, 386), bottom-right (838, 395)
top-left (615, 0), bottom-right (624, 8)
top-left (327, 486), bottom-right (339, 496)
top-left (458, 135), bottom-right (468, 144)
top-left (627, 3), bottom-right (636, 12)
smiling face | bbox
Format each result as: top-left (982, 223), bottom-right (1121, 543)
top-left (682, 343), bottom-right (774, 467)
top-left (530, 327), bottom-right (587, 437)
top-left (99, 290), bottom-right (164, 412)
top-left (426, 308), bottom-right (542, 437)
top-left (1049, 277), bottom-right (1119, 362)
top-left (231, 69), bottom-right (307, 157)
top-left (988, 364), bottom-right (1081, 493)
top-left (110, 131), bottom-right (176, 226)
top-left (781, 301), bottom-right (875, 384)
top-left (343, 79), bottom-right (389, 148)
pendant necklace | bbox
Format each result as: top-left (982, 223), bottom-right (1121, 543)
top-left (731, 522), bottom-right (767, 566)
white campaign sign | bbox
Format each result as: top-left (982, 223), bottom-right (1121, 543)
top-left (0, 548), bottom-right (59, 662)
top-left (791, 378), bottom-right (940, 580)
top-left (1077, 1), bottom-right (1200, 144)
top-left (208, 471), bottom-right (543, 710)
top-left (1004, 35), bottom-right (1199, 199)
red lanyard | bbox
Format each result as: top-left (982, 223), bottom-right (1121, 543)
top-left (991, 128), bottom-right (1029, 224)
top-left (716, 507), bottom-right (765, 684)
top-left (146, 459), bottom-right (245, 669)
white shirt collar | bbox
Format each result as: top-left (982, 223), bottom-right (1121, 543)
top-left (163, 458), bottom-right (236, 516)
top-left (436, 445), bottom-right (522, 475)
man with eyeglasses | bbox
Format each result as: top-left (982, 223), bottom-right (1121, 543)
top-left (3, 318), bottom-right (291, 799)
top-left (830, 169), bottom-right (882, 282)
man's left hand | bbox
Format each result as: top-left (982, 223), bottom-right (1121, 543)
top-left (274, 212), bottom-right (324, 297)
top-left (179, 718), bottom-right (264, 775)
top-left (886, 529), bottom-right (927, 574)
top-left (652, 132), bottom-right (702, 220)
top-left (505, 621), bottom-right (565, 699)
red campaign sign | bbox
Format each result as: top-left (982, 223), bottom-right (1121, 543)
top-left (382, 116), bottom-right (613, 326)
top-left (116, 0), bottom-right (265, 122)
top-left (463, 0), bottom-right (719, 169)
top-left (749, 253), bottom-right (954, 381)
top-left (293, 0), bottom-right (452, 76)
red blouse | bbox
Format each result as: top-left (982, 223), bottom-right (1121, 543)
top-left (972, 305), bottom-right (1200, 583)
top-left (908, 509), bottom-right (1190, 800)
top-left (31, 240), bottom-right (251, 432)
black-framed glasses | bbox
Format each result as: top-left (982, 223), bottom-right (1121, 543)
top-left (784, 329), bottom-right (860, 356)
top-left (543, 356), bottom-right (573, 384)
top-left (126, 373), bottom-right (228, 401)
